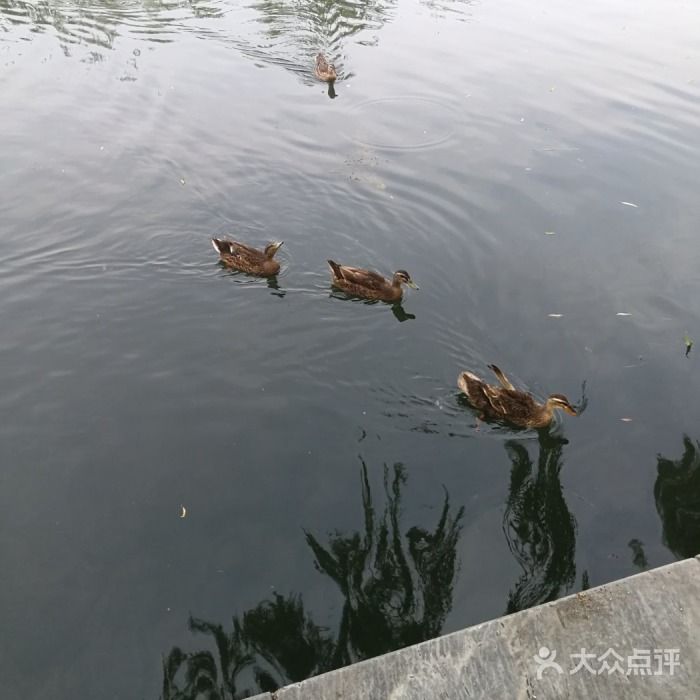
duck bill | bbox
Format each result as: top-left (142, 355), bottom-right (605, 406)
top-left (406, 280), bottom-right (419, 290)
top-left (564, 405), bottom-right (577, 416)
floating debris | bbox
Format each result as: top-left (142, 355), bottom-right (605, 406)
top-left (616, 312), bottom-right (632, 317)
top-left (544, 231), bottom-right (557, 235)
top-left (548, 313), bottom-right (563, 318)
top-left (180, 505), bottom-right (187, 518)
top-left (684, 334), bottom-right (694, 357)
top-left (179, 178), bottom-right (186, 186)
top-left (620, 417), bottom-right (633, 422)
top-left (620, 201), bottom-right (638, 208)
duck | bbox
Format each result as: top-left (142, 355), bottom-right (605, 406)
top-left (327, 260), bottom-right (418, 302)
top-left (457, 364), bottom-right (577, 429)
top-left (211, 238), bottom-right (283, 277)
top-left (315, 53), bottom-right (337, 82)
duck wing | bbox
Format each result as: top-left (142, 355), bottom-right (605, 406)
top-left (486, 387), bottom-right (540, 424)
top-left (214, 238), bottom-right (265, 261)
top-left (331, 263), bottom-right (389, 290)
top-left (459, 371), bottom-right (537, 423)
top-left (229, 240), bottom-right (266, 260)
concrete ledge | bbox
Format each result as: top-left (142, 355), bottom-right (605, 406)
top-left (251, 557), bottom-right (699, 699)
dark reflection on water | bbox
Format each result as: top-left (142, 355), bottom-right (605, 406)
top-left (628, 538), bottom-right (648, 570)
top-left (161, 460), bottom-right (464, 698)
top-left (502, 432), bottom-right (578, 613)
top-left (655, 436), bottom-right (700, 560)
top-left (328, 290), bottom-right (416, 322)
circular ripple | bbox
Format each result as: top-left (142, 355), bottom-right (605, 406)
top-left (346, 96), bottom-right (458, 150)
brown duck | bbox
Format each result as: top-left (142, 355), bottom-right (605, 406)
top-left (212, 238), bottom-right (283, 277)
top-left (314, 53), bottom-right (337, 82)
top-left (328, 260), bottom-right (418, 302)
top-left (457, 364), bottom-right (577, 429)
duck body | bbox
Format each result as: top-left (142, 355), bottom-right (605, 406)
top-left (212, 238), bottom-right (283, 277)
top-left (315, 53), bottom-right (337, 82)
top-left (327, 260), bottom-right (418, 302)
top-left (457, 364), bottom-right (577, 429)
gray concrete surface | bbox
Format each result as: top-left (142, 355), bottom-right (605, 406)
top-left (250, 556), bottom-right (699, 699)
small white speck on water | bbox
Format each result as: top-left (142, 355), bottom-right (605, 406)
top-left (548, 313), bottom-right (563, 318)
top-left (620, 201), bottom-right (638, 208)
top-left (616, 312), bottom-right (632, 317)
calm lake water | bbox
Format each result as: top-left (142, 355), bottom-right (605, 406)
top-left (2, 0), bottom-right (700, 696)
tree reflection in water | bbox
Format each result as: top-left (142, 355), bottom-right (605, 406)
top-left (0, 0), bottom-right (225, 57)
top-left (655, 435), bottom-right (700, 559)
top-left (161, 460), bottom-right (464, 699)
top-left (502, 431), bottom-right (577, 614)
top-left (1, 0), bottom-right (471, 82)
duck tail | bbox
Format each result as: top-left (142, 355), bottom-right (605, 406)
top-left (487, 364), bottom-right (514, 390)
top-left (212, 238), bottom-right (230, 255)
top-left (457, 371), bottom-right (481, 395)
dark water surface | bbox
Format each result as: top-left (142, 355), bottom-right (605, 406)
top-left (2, 0), bottom-right (700, 696)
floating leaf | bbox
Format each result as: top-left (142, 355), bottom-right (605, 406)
top-left (684, 334), bottom-right (693, 357)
